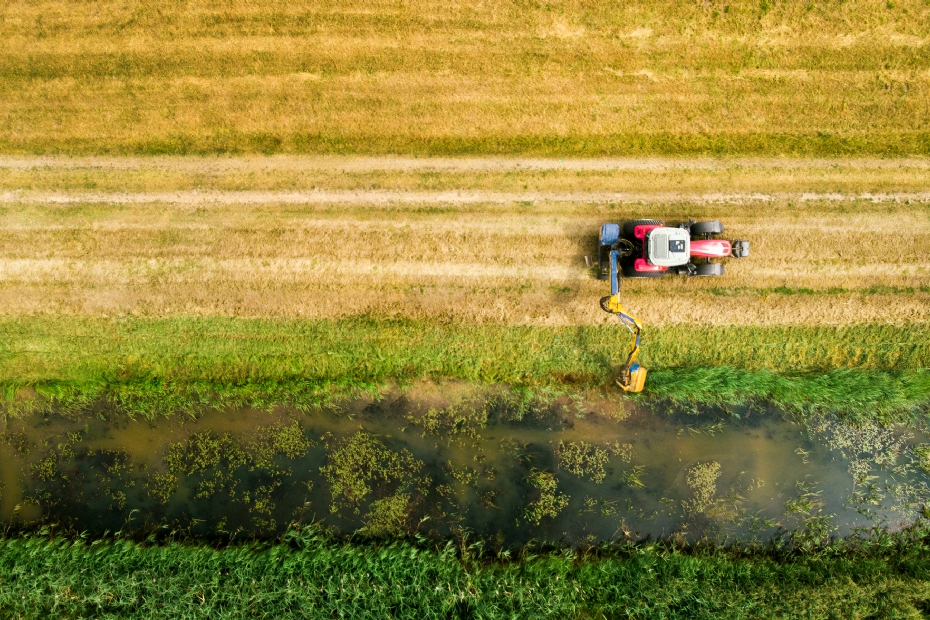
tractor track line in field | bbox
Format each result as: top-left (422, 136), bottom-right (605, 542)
top-left (3, 189), bottom-right (930, 206)
top-left (2, 257), bottom-right (929, 282)
top-left (2, 156), bottom-right (930, 173)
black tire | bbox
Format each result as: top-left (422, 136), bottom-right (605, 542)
top-left (694, 263), bottom-right (724, 277)
top-left (690, 220), bottom-right (724, 235)
top-left (623, 219), bottom-right (664, 237)
top-left (623, 264), bottom-right (665, 278)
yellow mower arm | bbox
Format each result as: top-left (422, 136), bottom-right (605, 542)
top-left (602, 293), bottom-right (647, 393)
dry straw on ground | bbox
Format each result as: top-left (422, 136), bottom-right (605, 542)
top-left (0, 157), bottom-right (928, 326)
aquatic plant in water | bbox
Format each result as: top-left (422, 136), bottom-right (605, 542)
top-left (683, 462), bottom-right (721, 516)
top-left (407, 401), bottom-right (489, 444)
top-left (784, 481), bottom-right (825, 517)
top-left (249, 421), bottom-right (315, 468)
top-left (524, 470), bottom-right (569, 525)
top-left (557, 440), bottom-right (609, 483)
top-left (554, 441), bottom-right (632, 486)
top-left (156, 432), bottom-right (249, 502)
top-left (361, 493), bottom-right (412, 537)
top-left (320, 431), bottom-right (422, 514)
top-left (149, 423), bottom-right (315, 506)
top-left (444, 461), bottom-right (479, 487)
top-left (621, 465), bottom-right (646, 490)
top-left (812, 417), bottom-right (930, 518)
top-left (817, 419), bottom-right (910, 469)
top-left (911, 444), bottom-right (930, 475)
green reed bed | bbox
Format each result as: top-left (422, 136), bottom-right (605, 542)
top-left (1, 316), bottom-right (928, 419)
top-left (2, 525), bottom-right (930, 619)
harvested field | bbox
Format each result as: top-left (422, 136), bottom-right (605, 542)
top-left (0, 1), bottom-right (929, 156)
top-left (1, 157), bottom-right (928, 326)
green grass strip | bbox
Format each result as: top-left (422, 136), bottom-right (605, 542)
top-left (6, 131), bottom-right (930, 157)
top-left (1, 316), bottom-right (928, 416)
top-left (3, 526), bottom-right (930, 619)
top-left (648, 367), bottom-right (930, 419)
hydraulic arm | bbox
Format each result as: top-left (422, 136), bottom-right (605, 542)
top-left (600, 248), bottom-right (647, 393)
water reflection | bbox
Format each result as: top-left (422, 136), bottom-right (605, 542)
top-left (1, 388), bottom-right (927, 546)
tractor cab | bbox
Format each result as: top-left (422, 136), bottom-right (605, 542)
top-left (645, 227), bottom-right (691, 268)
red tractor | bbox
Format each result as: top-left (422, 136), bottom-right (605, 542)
top-left (593, 219), bottom-right (748, 393)
top-left (597, 219), bottom-right (749, 279)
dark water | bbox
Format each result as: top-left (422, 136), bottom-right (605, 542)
top-left (1, 388), bottom-right (928, 546)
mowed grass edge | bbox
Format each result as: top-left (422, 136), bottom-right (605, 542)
top-left (2, 316), bottom-right (928, 418)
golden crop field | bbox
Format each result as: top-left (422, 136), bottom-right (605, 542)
top-left (0, 0), bottom-right (928, 155)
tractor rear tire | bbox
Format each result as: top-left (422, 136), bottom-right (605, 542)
top-left (623, 219), bottom-right (664, 237)
top-left (694, 263), bottom-right (724, 277)
top-left (623, 265), bottom-right (665, 278)
top-left (690, 220), bottom-right (724, 235)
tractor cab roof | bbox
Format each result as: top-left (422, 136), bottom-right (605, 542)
top-left (646, 227), bottom-right (690, 267)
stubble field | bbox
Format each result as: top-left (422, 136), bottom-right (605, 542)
top-left (1, 0), bottom-right (928, 156)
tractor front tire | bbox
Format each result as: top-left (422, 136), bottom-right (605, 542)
top-left (623, 265), bottom-right (665, 278)
top-left (694, 263), bottom-right (724, 277)
top-left (623, 219), bottom-right (664, 237)
top-left (690, 220), bottom-right (724, 235)
top-left (599, 223), bottom-right (621, 247)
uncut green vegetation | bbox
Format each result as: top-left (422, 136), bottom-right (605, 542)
top-left (3, 527), bottom-right (930, 619)
top-left (2, 316), bottom-right (928, 416)
top-left (1, 0), bottom-right (928, 156)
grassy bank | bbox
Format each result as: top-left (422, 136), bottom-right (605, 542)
top-left (1, 1), bottom-right (928, 156)
top-left (2, 316), bottom-right (928, 417)
top-left (3, 526), bottom-right (930, 619)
